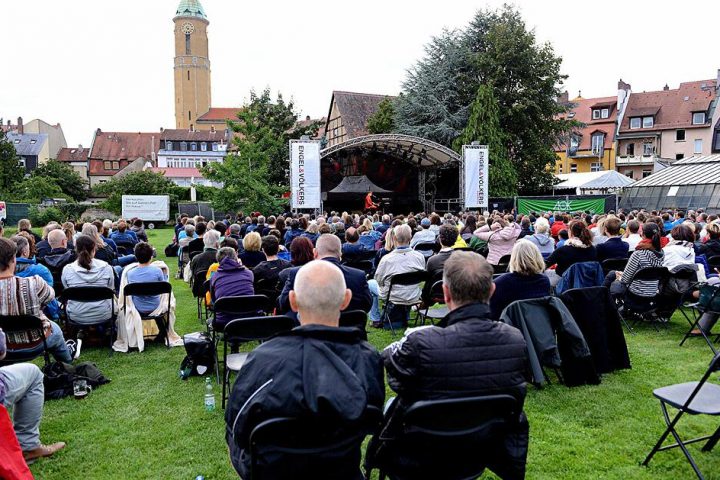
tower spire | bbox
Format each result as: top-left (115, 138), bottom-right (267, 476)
top-left (175, 0), bottom-right (207, 20)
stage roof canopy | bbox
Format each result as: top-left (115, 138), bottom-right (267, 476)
top-left (320, 134), bottom-right (460, 168)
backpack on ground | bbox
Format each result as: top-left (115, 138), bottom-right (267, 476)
top-left (179, 332), bottom-right (215, 380)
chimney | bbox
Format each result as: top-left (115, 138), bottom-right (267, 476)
top-left (557, 91), bottom-right (569, 104)
top-left (78, 144), bottom-right (83, 150)
top-left (306, 115), bottom-right (310, 121)
top-left (189, 124), bottom-right (194, 132)
top-left (618, 79), bottom-right (631, 92)
top-left (663, 84), bottom-right (670, 91)
top-left (17, 117), bottom-right (23, 135)
top-left (160, 127), bottom-right (164, 133)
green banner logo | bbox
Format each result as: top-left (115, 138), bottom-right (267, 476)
top-left (517, 198), bottom-right (605, 215)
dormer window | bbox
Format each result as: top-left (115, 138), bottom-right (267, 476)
top-left (592, 109), bottom-right (600, 120)
top-left (630, 117), bottom-right (641, 129)
top-left (592, 108), bottom-right (610, 120)
top-left (190, 143), bottom-right (197, 151)
top-left (591, 133), bottom-right (605, 155)
top-left (642, 116), bottom-right (654, 128)
top-left (692, 112), bottom-right (706, 125)
top-left (200, 142), bottom-right (207, 152)
top-left (166, 141), bottom-right (173, 150)
top-left (180, 142), bottom-right (187, 151)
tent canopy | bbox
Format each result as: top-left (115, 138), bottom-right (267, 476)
top-left (555, 170), bottom-right (635, 190)
top-left (328, 175), bottom-right (391, 194)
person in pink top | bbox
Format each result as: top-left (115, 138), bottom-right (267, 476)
top-left (473, 215), bottom-right (522, 265)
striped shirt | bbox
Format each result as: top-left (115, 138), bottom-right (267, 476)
top-left (621, 249), bottom-right (664, 296)
top-left (0, 276), bottom-right (54, 345)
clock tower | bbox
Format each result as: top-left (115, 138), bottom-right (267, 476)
top-left (173, 0), bottom-right (211, 130)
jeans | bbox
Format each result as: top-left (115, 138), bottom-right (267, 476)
top-left (368, 280), bottom-right (381, 322)
top-left (8, 321), bottom-right (72, 364)
top-left (0, 363), bottom-right (44, 450)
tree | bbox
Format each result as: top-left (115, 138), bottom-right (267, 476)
top-left (0, 130), bottom-right (25, 195)
top-left (93, 170), bottom-right (184, 214)
top-left (202, 88), bottom-right (319, 213)
top-left (453, 85), bottom-right (517, 197)
top-left (367, 98), bottom-right (396, 134)
top-left (395, 4), bottom-right (575, 193)
top-left (32, 160), bottom-right (87, 201)
top-left (15, 176), bottom-right (65, 203)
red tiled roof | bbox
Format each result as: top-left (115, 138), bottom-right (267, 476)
top-left (160, 129), bottom-right (227, 142)
top-left (89, 130), bottom-right (161, 162)
top-left (56, 147), bottom-right (89, 162)
top-left (196, 108), bottom-right (243, 122)
top-left (327, 91), bottom-right (396, 139)
top-left (557, 95), bottom-right (618, 151)
top-left (619, 80), bottom-right (717, 133)
top-left (151, 167), bottom-right (204, 178)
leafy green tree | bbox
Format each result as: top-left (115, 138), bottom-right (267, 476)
top-left (367, 98), bottom-right (396, 134)
top-left (93, 170), bottom-right (184, 213)
top-left (15, 176), bottom-right (65, 203)
top-left (203, 88), bottom-right (319, 213)
top-left (395, 4), bottom-right (575, 193)
top-left (32, 160), bottom-right (87, 201)
top-left (0, 130), bottom-right (25, 195)
top-left (453, 85), bottom-right (517, 197)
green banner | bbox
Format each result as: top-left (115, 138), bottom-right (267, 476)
top-left (517, 198), bottom-right (605, 215)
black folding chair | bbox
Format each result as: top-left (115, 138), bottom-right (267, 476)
top-left (366, 395), bottom-right (520, 480)
top-left (0, 315), bottom-right (50, 367)
top-left (339, 310), bottom-right (368, 338)
top-left (680, 283), bottom-right (720, 355)
top-left (622, 267), bottom-right (669, 331)
top-left (642, 352), bottom-right (720, 480)
top-left (379, 270), bottom-right (427, 335)
top-left (417, 280), bottom-right (448, 326)
top-left (189, 250), bottom-right (203, 261)
top-left (123, 281), bottom-right (173, 348)
top-left (254, 277), bottom-right (281, 309)
top-left (413, 242), bottom-right (438, 257)
top-left (221, 315), bottom-right (295, 409)
top-left (707, 255), bottom-right (720, 274)
top-left (61, 286), bottom-right (117, 355)
top-left (191, 269), bottom-right (209, 325)
top-left (115, 240), bottom-right (135, 256)
top-left (602, 257), bottom-right (629, 276)
top-left (493, 254), bottom-right (512, 275)
top-left (248, 406), bottom-right (383, 480)
top-left (344, 260), bottom-right (374, 277)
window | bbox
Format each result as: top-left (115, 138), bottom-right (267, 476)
top-left (630, 117), bottom-right (641, 129)
top-left (592, 109), bottom-right (600, 120)
top-left (626, 143), bottom-right (635, 156)
top-left (180, 142), bottom-right (187, 151)
top-left (642, 116), bottom-right (654, 128)
top-left (569, 135), bottom-right (580, 155)
top-left (187, 70), bottom-right (190, 81)
top-left (18, 158), bottom-right (26, 168)
top-left (591, 162), bottom-right (602, 172)
top-left (601, 108), bottom-right (609, 119)
top-left (642, 170), bottom-right (652, 178)
top-left (694, 139), bottom-right (703, 154)
top-left (570, 163), bottom-right (577, 173)
top-left (190, 143), bottom-right (197, 151)
top-left (212, 143), bottom-right (218, 152)
top-left (29, 139), bottom-right (36, 144)
top-left (13, 139), bottom-right (20, 144)
top-left (166, 141), bottom-right (173, 150)
top-left (103, 161), bottom-right (111, 170)
top-left (624, 170), bottom-right (634, 179)
top-left (693, 112), bottom-right (706, 125)
top-left (188, 110), bottom-right (191, 121)
top-left (112, 161), bottom-right (120, 170)
top-left (676, 129), bottom-right (685, 141)
top-left (200, 142), bottom-right (207, 152)
top-left (591, 133), bottom-right (604, 155)
top-left (676, 154), bottom-right (684, 160)
top-left (558, 164), bottom-right (563, 173)
top-left (185, 33), bottom-right (191, 55)
top-left (643, 143), bottom-right (654, 156)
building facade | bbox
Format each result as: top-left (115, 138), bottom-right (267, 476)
top-left (616, 76), bottom-right (718, 180)
top-left (87, 130), bottom-right (160, 187)
top-left (56, 146), bottom-right (90, 180)
top-left (152, 127), bottom-right (229, 186)
top-left (6, 132), bottom-right (49, 173)
top-left (554, 94), bottom-right (618, 174)
top-left (22, 118), bottom-right (67, 160)
top-left (324, 91), bottom-right (393, 147)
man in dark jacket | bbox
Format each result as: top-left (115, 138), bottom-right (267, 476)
top-left (187, 222), bottom-right (207, 257)
top-left (370, 251), bottom-right (530, 480)
top-left (39, 230), bottom-right (77, 295)
top-left (189, 230), bottom-right (220, 281)
top-left (210, 247), bottom-right (254, 330)
top-left (225, 260), bottom-right (385, 479)
top-left (279, 234), bottom-right (372, 317)
top-left (595, 217), bottom-right (629, 263)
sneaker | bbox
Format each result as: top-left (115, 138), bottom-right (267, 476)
top-left (65, 340), bottom-right (77, 360)
top-left (73, 339), bottom-right (82, 360)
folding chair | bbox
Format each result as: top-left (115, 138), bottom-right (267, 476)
top-left (642, 352), bottom-right (720, 480)
top-left (679, 283), bottom-right (720, 355)
top-left (622, 267), bottom-right (669, 331)
top-left (114, 240), bottom-right (135, 256)
top-left (123, 281), bottom-right (173, 348)
top-left (221, 315), bottom-right (295, 409)
top-left (416, 280), bottom-right (448, 326)
top-left (61, 286), bottom-right (117, 355)
top-left (707, 255), bottom-right (720, 274)
top-left (339, 310), bottom-right (368, 338)
top-left (0, 315), bottom-right (50, 367)
top-left (191, 269), bottom-right (209, 325)
top-left (248, 406), bottom-right (382, 480)
top-left (366, 395), bottom-right (520, 480)
top-left (189, 250), bottom-right (203, 261)
top-left (602, 257), bottom-right (629, 276)
top-left (379, 270), bottom-right (427, 335)
top-left (254, 277), bottom-right (281, 310)
top-left (493, 254), bottom-right (512, 275)
top-left (344, 260), bottom-right (374, 277)
top-left (413, 242), bottom-right (438, 258)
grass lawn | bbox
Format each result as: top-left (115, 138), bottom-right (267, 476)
top-left (25, 227), bottom-right (720, 479)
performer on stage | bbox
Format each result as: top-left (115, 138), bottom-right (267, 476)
top-left (364, 191), bottom-right (379, 213)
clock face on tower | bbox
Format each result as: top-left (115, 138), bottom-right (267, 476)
top-left (181, 22), bottom-right (195, 34)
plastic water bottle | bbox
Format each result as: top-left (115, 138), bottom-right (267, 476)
top-left (204, 377), bottom-right (216, 412)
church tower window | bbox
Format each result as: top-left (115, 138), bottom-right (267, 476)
top-left (185, 33), bottom-right (191, 55)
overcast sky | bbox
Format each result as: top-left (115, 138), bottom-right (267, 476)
top-left (3, 0), bottom-right (719, 147)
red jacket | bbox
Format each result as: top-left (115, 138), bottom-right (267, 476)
top-left (550, 221), bottom-right (567, 238)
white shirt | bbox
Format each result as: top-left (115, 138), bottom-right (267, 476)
top-left (623, 233), bottom-right (642, 251)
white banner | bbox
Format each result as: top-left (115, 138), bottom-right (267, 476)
top-left (463, 145), bottom-right (489, 209)
top-left (121, 195), bottom-right (170, 221)
top-left (290, 140), bottom-right (322, 209)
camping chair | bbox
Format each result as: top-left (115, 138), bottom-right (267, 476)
top-left (221, 315), bottom-right (295, 409)
top-left (61, 286), bottom-right (117, 355)
top-left (642, 352), bottom-right (720, 480)
top-left (191, 269), bottom-right (209, 324)
top-left (366, 395), bottom-right (521, 480)
top-left (602, 257), bottom-right (629, 276)
top-left (417, 280), bottom-right (448, 326)
top-left (0, 315), bottom-right (50, 368)
top-left (339, 310), bottom-right (368, 338)
top-left (622, 267), bottom-right (669, 331)
top-left (679, 283), bottom-right (720, 355)
top-left (493, 254), bottom-right (512, 275)
top-left (123, 281), bottom-right (173, 348)
top-left (248, 406), bottom-right (382, 480)
top-left (379, 270), bottom-right (427, 335)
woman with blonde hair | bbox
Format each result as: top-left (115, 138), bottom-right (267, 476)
top-left (301, 223), bottom-right (320, 245)
top-left (239, 231), bottom-right (264, 268)
top-left (489, 240), bottom-right (551, 319)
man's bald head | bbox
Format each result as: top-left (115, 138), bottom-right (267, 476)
top-left (289, 260), bottom-right (352, 326)
top-left (48, 229), bottom-right (67, 249)
top-left (315, 234), bottom-right (341, 259)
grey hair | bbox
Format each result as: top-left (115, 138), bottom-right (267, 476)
top-left (10, 235), bottom-right (29, 257)
top-left (229, 224), bottom-right (241, 235)
top-left (184, 224), bottom-right (196, 235)
top-left (443, 251), bottom-right (493, 305)
top-left (204, 230), bottom-right (221, 248)
top-left (216, 247), bottom-right (237, 263)
top-left (534, 217), bottom-right (550, 235)
top-left (393, 224), bottom-right (412, 245)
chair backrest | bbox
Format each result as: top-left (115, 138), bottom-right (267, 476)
top-left (61, 286), bottom-right (115, 303)
top-left (426, 280), bottom-right (445, 305)
top-left (497, 254), bottom-right (512, 265)
top-left (413, 242), bottom-right (438, 253)
top-left (192, 270), bottom-right (209, 298)
top-left (708, 255), bottom-right (720, 270)
top-left (214, 295), bottom-right (271, 317)
top-left (248, 406), bottom-right (382, 480)
top-left (0, 315), bottom-right (47, 353)
top-left (389, 270), bottom-right (427, 287)
top-left (632, 266), bottom-right (669, 282)
top-left (344, 260), bottom-right (374, 276)
top-left (124, 281), bottom-right (172, 298)
top-left (679, 352), bottom-right (720, 412)
top-left (602, 257), bottom-right (628, 275)
top-left (189, 250), bottom-right (202, 260)
top-left (223, 315), bottom-right (295, 344)
top-left (339, 310), bottom-right (368, 331)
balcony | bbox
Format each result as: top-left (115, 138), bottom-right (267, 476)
top-left (616, 155), bottom-right (657, 166)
